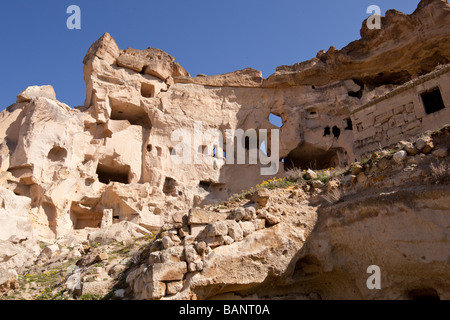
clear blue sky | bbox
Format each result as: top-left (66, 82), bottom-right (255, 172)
top-left (0, 0), bottom-right (419, 110)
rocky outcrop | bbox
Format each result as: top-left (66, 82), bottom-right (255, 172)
top-left (264, 0), bottom-right (450, 88)
top-left (0, 0), bottom-right (449, 300)
top-left (0, 0), bottom-right (447, 243)
top-left (125, 126), bottom-right (450, 300)
top-left (174, 68), bottom-right (263, 88)
top-left (126, 188), bottom-right (317, 300)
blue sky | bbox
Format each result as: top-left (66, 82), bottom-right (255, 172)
top-left (0, 0), bottom-right (419, 110)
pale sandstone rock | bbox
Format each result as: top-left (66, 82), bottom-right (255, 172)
top-left (0, 269), bottom-right (18, 294)
top-left (37, 244), bottom-right (60, 261)
top-left (116, 47), bottom-right (189, 80)
top-left (184, 244), bottom-right (199, 263)
top-left (227, 221), bottom-right (244, 242)
top-left (252, 219), bottom-right (266, 231)
top-left (393, 150), bottom-right (408, 163)
top-left (402, 142), bottom-right (419, 156)
top-left (350, 163), bottom-right (364, 175)
top-left (230, 207), bottom-right (245, 221)
top-left (160, 246), bottom-right (184, 263)
top-left (142, 281), bottom-right (166, 300)
top-left (305, 169), bottom-right (318, 180)
top-left (88, 221), bottom-right (151, 245)
top-left (239, 221), bottom-right (255, 237)
top-left (244, 206), bottom-right (257, 221)
top-left (161, 236), bottom-right (174, 249)
top-left (194, 241), bottom-right (207, 255)
top-left (81, 280), bottom-right (113, 297)
top-left (166, 280), bottom-right (183, 295)
top-left (151, 262), bottom-right (187, 281)
top-left (206, 221), bottom-right (228, 237)
top-left (188, 209), bottom-right (227, 225)
top-left (312, 180), bottom-right (325, 189)
top-left (415, 137), bottom-right (434, 154)
top-left (16, 85), bottom-right (56, 103)
top-left (251, 189), bottom-right (271, 208)
top-left (264, 0), bottom-right (450, 88)
top-left (258, 211), bottom-right (281, 226)
top-left (0, 0), bottom-right (449, 302)
top-left (223, 235), bottom-right (234, 245)
top-left (175, 68), bottom-right (262, 88)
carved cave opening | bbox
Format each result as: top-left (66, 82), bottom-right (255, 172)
top-left (109, 97), bottom-right (152, 129)
top-left (48, 146), bottom-right (68, 162)
top-left (284, 142), bottom-right (341, 171)
top-left (70, 202), bottom-right (103, 230)
top-left (96, 163), bottom-right (131, 185)
top-left (141, 82), bottom-right (155, 98)
top-left (163, 177), bottom-right (178, 196)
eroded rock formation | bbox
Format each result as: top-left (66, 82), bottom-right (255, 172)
top-left (0, 0), bottom-right (449, 300)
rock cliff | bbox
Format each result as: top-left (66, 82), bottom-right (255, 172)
top-left (0, 0), bottom-right (449, 300)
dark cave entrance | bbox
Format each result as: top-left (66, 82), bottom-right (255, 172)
top-left (96, 163), bottom-right (131, 185)
top-left (283, 142), bottom-right (341, 171)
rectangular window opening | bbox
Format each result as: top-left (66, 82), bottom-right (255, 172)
top-left (421, 88), bottom-right (445, 115)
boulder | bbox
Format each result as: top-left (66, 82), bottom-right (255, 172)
top-left (37, 244), bottom-right (60, 261)
top-left (87, 221), bottom-right (151, 245)
top-left (188, 209), bottom-right (227, 225)
top-left (151, 262), bottom-right (187, 281)
top-left (83, 32), bottom-right (120, 65)
top-left (206, 221), bottom-right (229, 237)
top-left (227, 221), bottom-right (244, 242)
top-left (414, 137), bottom-right (434, 154)
top-left (305, 169), bottom-right (318, 180)
top-left (16, 85), bottom-right (56, 103)
top-left (252, 189), bottom-right (271, 208)
top-left (240, 221), bottom-right (255, 237)
top-left (0, 269), bottom-right (18, 294)
top-left (393, 150), bottom-right (408, 163)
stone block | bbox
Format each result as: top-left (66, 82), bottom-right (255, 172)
top-left (387, 127), bottom-right (402, 138)
top-left (394, 114), bottom-right (405, 126)
top-left (151, 262), bottom-right (187, 281)
top-left (375, 111), bottom-right (392, 124)
top-left (188, 208), bottom-right (227, 225)
top-left (228, 222), bottom-right (243, 241)
top-left (393, 105), bottom-right (404, 115)
top-left (252, 219), bottom-right (266, 231)
top-left (166, 281), bottom-right (183, 295)
top-left (142, 281), bottom-right (166, 300)
top-left (403, 119), bottom-right (421, 132)
top-left (240, 221), bottom-right (255, 237)
top-left (206, 221), bottom-right (229, 237)
top-left (251, 188), bottom-right (271, 207)
top-left (405, 102), bottom-right (414, 113)
top-left (190, 224), bottom-right (207, 238)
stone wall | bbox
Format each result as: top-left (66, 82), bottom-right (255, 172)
top-left (351, 65), bottom-right (450, 158)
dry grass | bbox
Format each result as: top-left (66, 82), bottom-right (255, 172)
top-left (430, 161), bottom-right (447, 181)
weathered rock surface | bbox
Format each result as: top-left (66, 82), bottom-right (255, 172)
top-left (264, 0), bottom-right (450, 88)
top-left (87, 221), bottom-right (151, 245)
top-left (0, 0), bottom-right (449, 301)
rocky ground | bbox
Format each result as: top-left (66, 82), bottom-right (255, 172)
top-left (0, 223), bottom-right (156, 300)
top-left (1, 125), bottom-right (448, 300)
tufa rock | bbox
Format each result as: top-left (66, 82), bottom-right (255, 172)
top-left (252, 189), bottom-right (271, 208)
top-left (304, 169), bottom-right (318, 180)
top-left (393, 150), bottom-right (408, 163)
